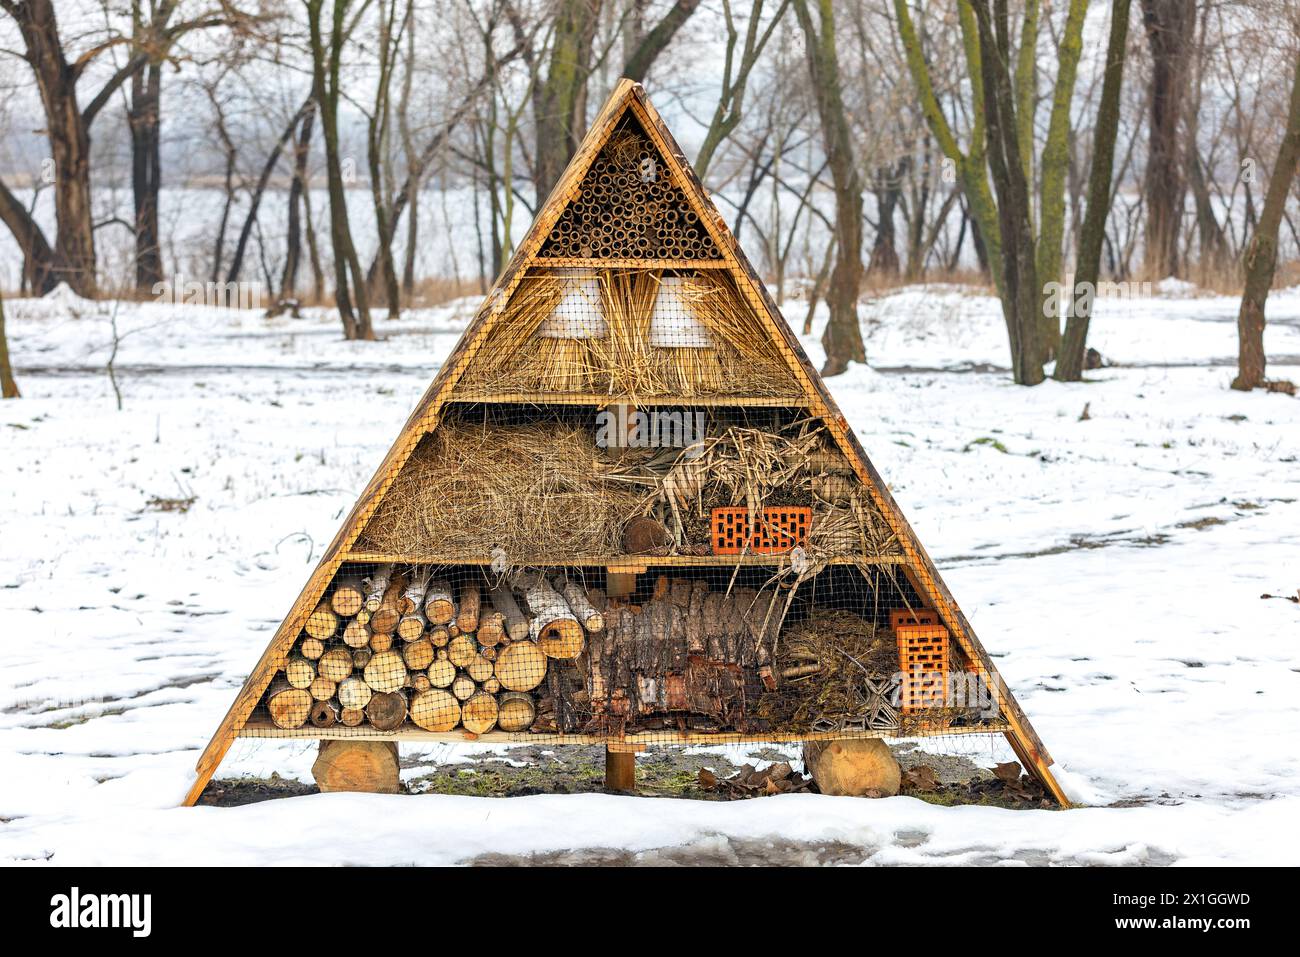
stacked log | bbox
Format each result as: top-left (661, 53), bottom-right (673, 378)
top-left (262, 567), bottom-right (781, 736)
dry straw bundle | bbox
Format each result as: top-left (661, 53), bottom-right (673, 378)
top-left (461, 268), bottom-right (799, 398)
top-left (358, 419), bottom-right (646, 559)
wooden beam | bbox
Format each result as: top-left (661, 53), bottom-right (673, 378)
top-left (605, 748), bottom-right (637, 791)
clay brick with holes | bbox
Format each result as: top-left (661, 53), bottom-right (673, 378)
top-left (889, 607), bottom-right (939, 631)
top-left (896, 623), bottom-right (949, 713)
top-left (710, 506), bottom-right (812, 555)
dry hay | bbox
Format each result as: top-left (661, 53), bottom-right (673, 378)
top-left (758, 610), bottom-right (897, 730)
top-left (634, 420), bottom-right (901, 559)
top-left (459, 269), bottom-right (799, 398)
top-left (358, 419), bottom-right (646, 559)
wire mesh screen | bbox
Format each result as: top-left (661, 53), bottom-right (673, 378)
top-left (246, 552), bottom-right (1006, 742)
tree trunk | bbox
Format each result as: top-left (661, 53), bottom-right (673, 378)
top-left (6, 0), bottom-right (97, 295)
top-left (281, 103), bottom-right (316, 300)
top-left (973, 0), bottom-right (1044, 385)
top-left (531, 0), bottom-right (602, 202)
top-left (1057, 0), bottom-right (1132, 381)
top-left (0, 179), bottom-right (57, 294)
top-left (793, 0), bottom-right (865, 376)
top-left (1140, 0), bottom-right (1194, 279)
top-left (0, 290), bottom-right (18, 398)
top-left (867, 165), bottom-right (902, 279)
top-left (228, 102), bottom-right (309, 286)
top-left (307, 0), bottom-right (373, 340)
top-left (1232, 51), bottom-right (1300, 391)
top-left (128, 57), bottom-right (164, 292)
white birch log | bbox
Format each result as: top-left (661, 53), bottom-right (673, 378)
top-left (558, 579), bottom-right (605, 633)
top-left (423, 579), bottom-right (456, 625)
top-left (401, 568), bottom-right (432, 614)
top-left (363, 564), bottom-right (394, 612)
top-left (489, 584), bottom-right (530, 642)
top-left (338, 676), bottom-right (374, 711)
top-left (515, 572), bottom-right (584, 659)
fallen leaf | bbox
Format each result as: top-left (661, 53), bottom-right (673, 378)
top-left (993, 761), bottom-right (1023, 784)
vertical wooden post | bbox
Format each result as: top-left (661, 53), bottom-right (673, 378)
top-left (605, 747), bottom-right (637, 791)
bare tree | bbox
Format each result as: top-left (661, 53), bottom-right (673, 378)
top-left (1139, 0), bottom-right (1194, 279)
top-left (0, 289), bottom-right (17, 398)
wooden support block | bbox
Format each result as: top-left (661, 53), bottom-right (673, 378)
top-left (604, 747), bottom-right (637, 792)
top-left (311, 740), bottom-right (402, 794)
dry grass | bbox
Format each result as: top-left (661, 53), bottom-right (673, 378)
top-left (358, 418), bottom-right (647, 559)
top-left (461, 268), bottom-right (800, 398)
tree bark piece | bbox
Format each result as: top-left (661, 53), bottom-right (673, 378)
top-left (423, 579), bottom-right (456, 624)
top-left (363, 649), bottom-right (408, 693)
top-left (331, 578), bottom-right (365, 616)
top-left (461, 692), bottom-right (499, 734)
top-left (409, 689), bottom-right (460, 731)
top-left (490, 584), bottom-right (530, 641)
top-left (266, 680), bottom-right (312, 729)
top-left (457, 580), bottom-right (481, 632)
top-left (365, 690), bottom-right (409, 731)
top-left (312, 740), bottom-right (401, 794)
top-left (495, 640), bottom-right (548, 691)
top-left (497, 692), bottom-right (536, 731)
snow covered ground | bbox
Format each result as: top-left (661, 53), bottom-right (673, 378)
top-left (1, 283), bottom-right (1298, 866)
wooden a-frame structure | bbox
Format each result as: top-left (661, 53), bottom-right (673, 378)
top-left (183, 80), bottom-right (1068, 806)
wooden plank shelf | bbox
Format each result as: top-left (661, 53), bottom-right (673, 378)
top-left (446, 391), bottom-right (809, 408)
top-left (340, 552), bottom-right (908, 567)
top-left (530, 257), bottom-right (730, 269)
top-left (238, 719), bottom-right (1007, 745)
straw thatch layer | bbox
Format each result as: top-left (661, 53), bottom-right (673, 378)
top-left (458, 269), bottom-right (801, 398)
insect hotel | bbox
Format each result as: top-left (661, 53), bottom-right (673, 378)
top-left (185, 80), bottom-right (1066, 805)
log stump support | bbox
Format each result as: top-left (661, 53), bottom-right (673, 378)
top-left (311, 740), bottom-right (403, 794)
top-left (604, 743), bottom-right (643, 792)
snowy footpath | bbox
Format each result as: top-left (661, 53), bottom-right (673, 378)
top-left (1, 283), bottom-right (1297, 866)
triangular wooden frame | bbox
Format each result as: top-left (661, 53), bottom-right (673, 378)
top-left (183, 80), bottom-right (1067, 807)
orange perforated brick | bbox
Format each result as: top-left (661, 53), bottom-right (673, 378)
top-left (889, 607), bottom-right (939, 631)
top-left (896, 623), bottom-right (949, 713)
top-left (710, 506), bottom-right (812, 555)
